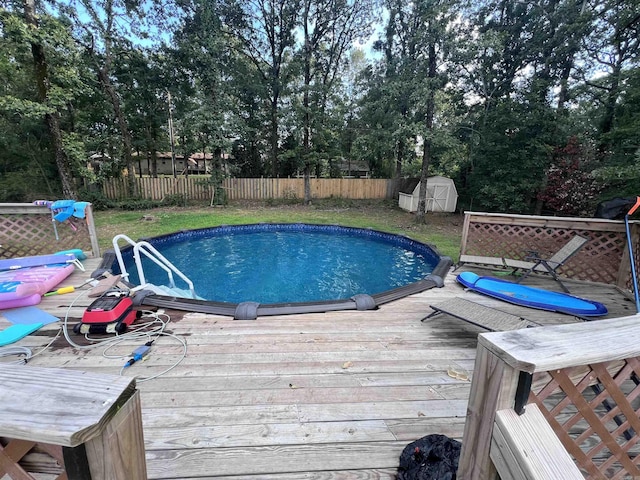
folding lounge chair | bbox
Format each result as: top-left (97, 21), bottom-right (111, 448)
top-left (423, 297), bottom-right (540, 331)
top-left (457, 235), bottom-right (588, 292)
top-left (456, 255), bottom-right (534, 272)
top-left (516, 235), bottom-right (588, 293)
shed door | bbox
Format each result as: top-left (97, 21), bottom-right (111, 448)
top-left (426, 184), bottom-right (449, 212)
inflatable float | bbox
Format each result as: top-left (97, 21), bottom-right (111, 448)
top-left (456, 271), bottom-right (608, 317)
top-left (0, 253), bottom-right (79, 310)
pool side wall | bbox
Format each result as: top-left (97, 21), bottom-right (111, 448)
top-left (99, 224), bottom-right (452, 319)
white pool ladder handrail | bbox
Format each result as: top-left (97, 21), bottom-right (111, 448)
top-left (112, 234), bottom-right (197, 299)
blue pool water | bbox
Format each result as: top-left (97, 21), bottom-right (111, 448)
top-left (119, 224), bottom-right (440, 304)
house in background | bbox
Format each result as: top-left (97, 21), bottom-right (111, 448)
top-left (88, 152), bottom-right (215, 176)
top-left (335, 158), bottom-right (371, 178)
top-left (133, 152), bottom-right (216, 176)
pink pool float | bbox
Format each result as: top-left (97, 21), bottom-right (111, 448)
top-left (0, 254), bottom-right (79, 310)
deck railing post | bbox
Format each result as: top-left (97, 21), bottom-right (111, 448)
top-left (0, 365), bottom-right (147, 480)
top-left (84, 203), bottom-right (101, 258)
top-left (459, 315), bottom-right (640, 479)
top-left (457, 344), bottom-right (520, 480)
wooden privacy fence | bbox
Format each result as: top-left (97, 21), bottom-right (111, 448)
top-left (100, 177), bottom-right (397, 201)
top-left (458, 315), bottom-right (640, 479)
top-left (0, 203), bottom-right (100, 259)
top-left (460, 211), bottom-right (638, 289)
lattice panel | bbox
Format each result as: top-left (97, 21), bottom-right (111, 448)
top-left (464, 223), bottom-right (626, 284)
top-left (0, 213), bottom-right (93, 259)
top-left (0, 437), bottom-right (66, 479)
top-left (529, 358), bottom-right (640, 479)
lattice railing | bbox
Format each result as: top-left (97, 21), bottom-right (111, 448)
top-left (460, 211), bottom-right (634, 288)
top-left (458, 315), bottom-right (640, 480)
top-left (0, 437), bottom-right (66, 479)
top-left (530, 359), bottom-right (640, 479)
top-left (0, 203), bottom-right (100, 259)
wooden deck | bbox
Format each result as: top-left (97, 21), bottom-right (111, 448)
top-left (1, 261), bottom-right (636, 479)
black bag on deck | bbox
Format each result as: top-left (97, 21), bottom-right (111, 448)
top-left (397, 434), bottom-right (461, 480)
top-left (594, 197), bottom-right (639, 220)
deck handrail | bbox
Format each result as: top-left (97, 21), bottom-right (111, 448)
top-left (458, 314), bottom-right (640, 479)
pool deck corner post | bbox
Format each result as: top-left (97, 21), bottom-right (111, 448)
top-left (85, 203), bottom-right (101, 258)
top-left (457, 343), bottom-right (520, 480)
top-left (0, 365), bottom-right (147, 480)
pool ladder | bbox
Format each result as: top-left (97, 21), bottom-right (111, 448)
top-left (112, 234), bottom-right (197, 299)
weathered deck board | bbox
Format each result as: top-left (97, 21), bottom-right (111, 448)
top-left (1, 263), bottom-right (633, 479)
top-left (144, 442), bottom-right (412, 478)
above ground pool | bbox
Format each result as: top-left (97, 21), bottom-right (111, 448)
top-left (107, 224), bottom-right (452, 319)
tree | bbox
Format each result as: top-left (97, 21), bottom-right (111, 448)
top-left (112, 49), bottom-right (171, 179)
top-left (588, 66), bottom-right (640, 199)
top-left (23, 0), bottom-right (80, 197)
top-left (580, 0), bottom-right (640, 156)
top-left (378, 0), bottom-right (459, 221)
top-left (296, 0), bottom-right (374, 202)
top-left (0, 1), bottom-right (82, 198)
top-left (59, 0), bottom-right (151, 196)
top-left (353, 61), bottom-right (411, 178)
top-left (456, 0), bottom-right (594, 213)
top-left (221, 0), bottom-right (300, 177)
top-left (537, 137), bottom-right (602, 215)
top-left (170, 0), bottom-right (238, 180)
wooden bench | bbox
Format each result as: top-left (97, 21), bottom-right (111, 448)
top-left (423, 297), bottom-right (539, 331)
top-left (491, 404), bottom-right (583, 480)
top-left (0, 364), bottom-right (146, 480)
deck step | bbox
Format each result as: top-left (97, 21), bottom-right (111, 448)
top-left (140, 283), bottom-right (203, 299)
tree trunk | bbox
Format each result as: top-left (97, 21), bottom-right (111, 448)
top-left (304, 165), bottom-right (311, 203)
top-left (145, 127), bottom-right (158, 178)
top-left (416, 42), bottom-right (437, 224)
top-left (395, 139), bottom-right (404, 178)
top-left (96, 67), bottom-right (138, 196)
top-left (598, 63), bottom-right (621, 152)
top-left (302, 0), bottom-right (312, 204)
top-left (270, 96), bottom-right (279, 177)
top-left (24, 0), bottom-right (78, 198)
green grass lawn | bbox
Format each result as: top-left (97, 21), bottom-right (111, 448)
top-left (93, 200), bottom-right (463, 260)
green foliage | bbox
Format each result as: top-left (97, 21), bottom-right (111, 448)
top-left (0, 97), bottom-right (55, 118)
top-left (195, 168), bottom-right (228, 205)
top-left (116, 198), bottom-right (163, 210)
top-left (466, 100), bottom-right (557, 213)
top-left (0, 0), bottom-right (639, 214)
top-left (0, 3), bottom-right (90, 199)
top-left (77, 188), bottom-right (117, 210)
top-left (161, 194), bottom-right (188, 207)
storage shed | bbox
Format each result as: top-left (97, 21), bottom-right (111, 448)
top-left (398, 176), bottom-right (458, 213)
